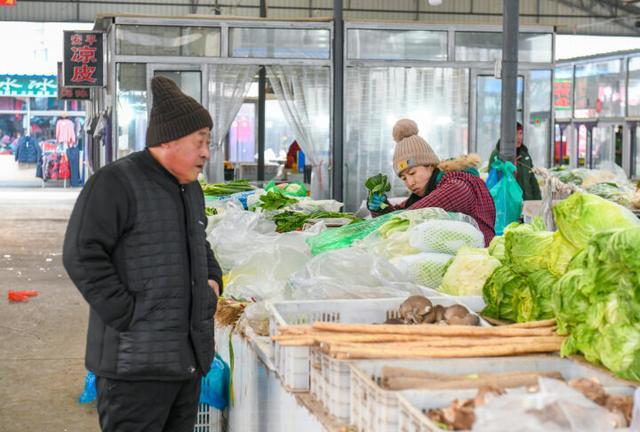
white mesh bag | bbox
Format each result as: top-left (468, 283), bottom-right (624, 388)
top-left (391, 252), bottom-right (452, 289)
top-left (409, 219), bottom-right (484, 255)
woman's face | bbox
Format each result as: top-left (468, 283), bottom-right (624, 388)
top-left (400, 165), bottom-right (434, 197)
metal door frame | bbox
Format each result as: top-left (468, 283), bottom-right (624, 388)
top-left (146, 63), bottom-right (209, 118)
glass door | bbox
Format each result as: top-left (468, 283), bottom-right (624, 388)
top-left (473, 73), bottom-right (524, 163)
top-left (147, 64), bottom-right (205, 112)
top-left (591, 123), bottom-right (619, 168)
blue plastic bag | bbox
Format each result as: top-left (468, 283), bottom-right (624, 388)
top-left (79, 370), bottom-right (97, 404)
top-left (199, 354), bottom-right (230, 410)
top-left (489, 160), bottom-right (523, 236)
top-left (485, 165), bottom-right (501, 190)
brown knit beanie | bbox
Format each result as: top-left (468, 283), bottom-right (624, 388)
top-left (146, 76), bottom-right (213, 147)
top-left (392, 119), bottom-right (439, 176)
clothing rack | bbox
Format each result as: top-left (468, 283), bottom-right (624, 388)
top-left (40, 141), bottom-right (69, 189)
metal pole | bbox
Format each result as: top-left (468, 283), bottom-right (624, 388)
top-left (257, 0), bottom-right (267, 182)
top-left (332, 0), bottom-right (344, 201)
top-left (499, 0), bottom-right (519, 163)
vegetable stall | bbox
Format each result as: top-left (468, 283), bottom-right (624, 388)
top-left (199, 174), bottom-right (640, 432)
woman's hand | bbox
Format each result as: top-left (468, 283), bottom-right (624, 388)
top-left (367, 192), bottom-right (387, 211)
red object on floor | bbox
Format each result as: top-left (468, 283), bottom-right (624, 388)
top-left (8, 290), bottom-right (39, 302)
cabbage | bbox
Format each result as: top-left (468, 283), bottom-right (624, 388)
top-left (553, 192), bottom-right (640, 249)
top-left (439, 247), bottom-right (501, 296)
top-left (409, 219), bottom-right (485, 255)
top-left (547, 232), bottom-right (579, 278)
top-left (554, 227), bottom-right (640, 380)
top-left (482, 266), bottom-right (526, 322)
top-left (504, 224), bottom-right (554, 274)
top-left (391, 252), bottom-right (452, 289)
top-left (488, 235), bottom-right (505, 262)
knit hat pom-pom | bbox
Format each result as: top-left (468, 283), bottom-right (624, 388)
top-left (392, 119), bottom-right (419, 143)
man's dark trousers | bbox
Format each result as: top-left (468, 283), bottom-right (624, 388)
top-left (95, 375), bottom-right (201, 432)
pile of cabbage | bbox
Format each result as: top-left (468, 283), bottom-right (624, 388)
top-left (482, 192), bottom-right (640, 379)
top-left (482, 220), bottom-right (560, 323)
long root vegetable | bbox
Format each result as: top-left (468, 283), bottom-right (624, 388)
top-left (382, 371), bottom-right (563, 391)
top-left (312, 322), bottom-right (555, 337)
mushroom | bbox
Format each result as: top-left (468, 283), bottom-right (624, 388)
top-left (447, 314), bottom-right (480, 326)
top-left (399, 295), bottom-right (433, 324)
top-left (433, 304), bottom-right (446, 322)
top-left (444, 304), bottom-right (470, 321)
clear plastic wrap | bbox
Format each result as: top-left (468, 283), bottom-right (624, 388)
top-left (472, 378), bottom-right (625, 432)
top-left (286, 247), bottom-right (425, 300)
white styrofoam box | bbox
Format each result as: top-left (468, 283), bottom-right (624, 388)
top-left (194, 404), bottom-right (224, 432)
top-left (268, 296), bottom-right (482, 392)
top-left (349, 355), bottom-right (635, 432)
top-left (397, 385), bottom-right (637, 432)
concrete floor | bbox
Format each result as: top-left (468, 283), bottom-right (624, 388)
top-left (0, 188), bottom-right (99, 432)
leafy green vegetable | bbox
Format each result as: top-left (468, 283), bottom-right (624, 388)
top-left (547, 231), bottom-right (579, 278)
top-left (365, 173), bottom-right (391, 209)
top-left (488, 235), bottom-right (505, 262)
top-left (553, 227), bottom-right (640, 380)
top-left (392, 252), bottom-right (452, 289)
top-left (439, 247), bottom-right (501, 296)
top-left (202, 179), bottom-right (254, 196)
top-left (205, 207), bottom-right (218, 216)
top-left (270, 211), bottom-right (360, 233)
top-left (482, 266), bottom-right (524, 322)
top-left (504, 224), bottom-right (554, 274)
top-left (553, 192), bottom-right (640, 249)
top-left (377, 208), bottom-right (450, 238)
top-left (256, 190), bottom-right (298, 211)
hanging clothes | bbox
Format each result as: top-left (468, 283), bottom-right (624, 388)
top-left (14, 136), bottom-right (41, 163)
top-left (56, 118), bottom-right (76, 146)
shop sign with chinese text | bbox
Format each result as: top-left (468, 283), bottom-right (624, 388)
top-left (57, 63), bottom-right (91, 100)
top-left (0, 75), bottom-right (57, 97)
top-left (63, 30), bottom-right (104, 87)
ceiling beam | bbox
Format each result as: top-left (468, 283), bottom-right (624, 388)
top-left (554, 0), bottom-right (640, 33)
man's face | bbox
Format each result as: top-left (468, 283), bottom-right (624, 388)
top-left (162, 128), bottom-right (211, 184)
top-left (517, 128), bottom-right (523, 148)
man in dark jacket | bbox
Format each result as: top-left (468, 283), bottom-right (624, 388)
top-left (488, 122), bottom-right (542, 201)
top-left (63, 76), bottom-right (223, 432)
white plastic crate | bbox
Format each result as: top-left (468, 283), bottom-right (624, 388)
top-left (194, 404), bottom-right (224, 432)
top-left (350, 355), bottom-right (634, 432)
top-left (301, 298), bottom-right (489, 421)
top-left (397, 384), bottom-right (636, 432)
top-left (268, 295), bottom-right (448, 392)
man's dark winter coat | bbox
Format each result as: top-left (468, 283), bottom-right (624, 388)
top-left (63, 149), bottom-right (222, 381)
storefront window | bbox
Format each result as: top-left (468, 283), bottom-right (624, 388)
top-left (592, 125), bottom-right (614, 167)
top-left (634, 125), bottom-right (640, 178)
top-left (526, 70), bottom-right (552, 168)
top-left (117, 25), bottom-right (220, 57)
top-left (0, 96), bottom-right (28, 111)
top-left (554, 66), bottom-right (573, 120)
top-left (29, 97), bottom-right (66, 112)
top-left (116, 63), bottom-right (147, 158)
top-left (347, 29), bottom-right (447, 61)
top-left (628, 57), bottom-right (640, 117)
top-left (576, 125), bottom-right (588, 168)
top-left (574, 59), bottom-right (624, 119)
top-left (344, 67), bottom-right (469, 211)
top-left (475, 75), bottom-right (524, 163)
top-left (229, 28), bottom-right (330, 59)
top-left (455, 32), bottom-right (552, 63)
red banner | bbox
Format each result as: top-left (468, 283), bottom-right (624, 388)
top-left (2, 0), bottom-right (17, 6)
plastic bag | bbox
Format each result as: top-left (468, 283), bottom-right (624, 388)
top-left (199, 354), bottom-right (230, 410)
top-left (78, 370), bottom-right (96, 404)
top-left (409, 219), bottom-right (485, 255)
top-left (306, 212), bottom-right (400, 255)
top-left (286, 247), bottom-right (426, 300)
top-left (485, 165), bottom-right (500, 190)
top-left (472, 378), bottom-right (623, 432)
top-left (390, 252), bottom-right (452, 289)
top-left (265, 180), bottom-right (308, 197)
top-left (490, 160), bottom-right (523, 236)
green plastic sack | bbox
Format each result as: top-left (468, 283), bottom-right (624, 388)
top-left (265, 181), bottom-right (308, 197)
top-left (306, 212), bottom-right (400, 255)
top-left (489, 160), bottom-right (523, 236)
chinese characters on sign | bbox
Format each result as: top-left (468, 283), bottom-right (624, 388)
top-left (57, 63), bottom-right (91, 100)
top-left (553, 79), bottom-right (572, 111)
top-left (63, 31), bottom-right (104, 87)
top-left (0, 75), bottom-right (57, 97)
